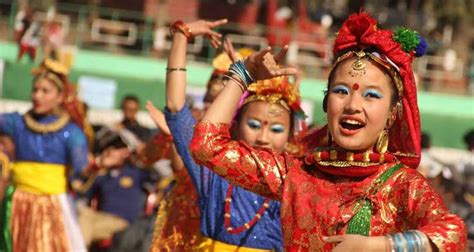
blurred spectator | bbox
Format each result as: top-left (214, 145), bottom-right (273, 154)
top-left (14, 3), bottom-right (40, 61)
top-left (418, 132), bottom-right (445, 178)
top-left (42, 6), bottom-right (64, 60)
top-left (116, 95), bottom-right (152, 142)
top-left (418, 132), bottom-right (471, 240)
top-left (43, 19), bottom-right (64, 60)
top-left (77, 128), bottom-right (157, 248)
top-left (456, 129), bottom-right (474, 239)
top-left (265, 0), bottom-right (328, 52)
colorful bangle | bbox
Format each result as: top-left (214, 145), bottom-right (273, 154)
top-left (224, 73), bottom-right (246, 93)
top-left (228, 60), bottom-right (254, 88)
top-left (386, 230), bottom-right (428, 252)
top-left (169, 20), bottom-right (194, 42)
top-left (386, 235), bottom-right (396, 252)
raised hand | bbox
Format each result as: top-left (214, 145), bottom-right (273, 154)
top-left (244, 46), bottom-right (298, 81)
top-left (146, 101), bottom-right (170, 135)
top-left (323, 234), bottom-right (387, 252)
top-left (185, 19), bottom-right (227, 48)
top-left (98, 148), bottom-right (131, 169)
top-left (223, 37), bottom-right (239, 63)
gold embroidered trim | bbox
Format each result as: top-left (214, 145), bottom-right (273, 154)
top-left (393, 151), bottom-right (418, 157)
top-left (317, 160), bottom-right (381, 167)
top-left (23, 110), bottom-right (70, 134)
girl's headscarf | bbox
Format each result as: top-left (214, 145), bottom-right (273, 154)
top-left (305, 12), bottom-right (427, 168)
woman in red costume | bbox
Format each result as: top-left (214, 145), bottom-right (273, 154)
top-left (190, 13), bottom-right (466, 251)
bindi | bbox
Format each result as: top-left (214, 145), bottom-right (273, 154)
top-left (352, 83), bottom-right (360, 90)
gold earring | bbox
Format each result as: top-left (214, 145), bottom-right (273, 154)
top-left (375, 130), bottom-right (389, 154)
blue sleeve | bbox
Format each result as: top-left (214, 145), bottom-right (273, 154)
top-left (164, 106), bottom-right (211, 196)
top-left (0, 112), bottom-right (20, 137)
top-left (65, 124), bottom-right (89, 175)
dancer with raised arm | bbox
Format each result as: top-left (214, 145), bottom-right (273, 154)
top-left (153, 19), bottom-right (306, 251)
top-left (190, 13), bottom-right (466, 251)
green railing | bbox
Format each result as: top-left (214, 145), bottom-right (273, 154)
top-left (0, 1), bottom-right (321, 64)
top-left (2, 1), bottom-right (163, 56)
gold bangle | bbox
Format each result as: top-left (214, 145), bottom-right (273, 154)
top-left (166, 67), bottom-right (187, 73)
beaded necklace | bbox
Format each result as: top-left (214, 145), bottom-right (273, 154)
top-left (305, 147), bottom-right (396, 177)
top-left (224, 184), bottom-right (271, 234)
top-left (23, 110), bottom-right (70, 134)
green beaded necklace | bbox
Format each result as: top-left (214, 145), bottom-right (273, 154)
top-left (346, 163), bottom-right (402, 236)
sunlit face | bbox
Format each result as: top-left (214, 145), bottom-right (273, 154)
top-left (327, 58), bottom-right (395, 152)
top-left (122, 100), bottom-right (139, 121)
top-left (235, 101), bottom-right (291, 153)
top-left (31, 77), bottom-right (64, 115)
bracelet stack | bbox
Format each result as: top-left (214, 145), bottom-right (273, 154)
top-left (386, 230), bottom-right (428, 252)
top-left (169, 20), bottom-right (194, 42)
top-left (225, 60), bottom-right (254, 92)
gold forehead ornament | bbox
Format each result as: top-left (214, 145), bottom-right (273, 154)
top-left (349, 51), bottom-right (367, 77)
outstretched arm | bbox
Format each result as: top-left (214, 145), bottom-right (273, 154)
top-left (166, 19), bottom-right (226, 112)
top-left (146, 101), bottom-right (183, 171)
top-left (164, 19), bottom-right (227, 195)
top-left (146, 101), bottom-right (170, 135)
top-left (191, 45), bottom-right (300, 200)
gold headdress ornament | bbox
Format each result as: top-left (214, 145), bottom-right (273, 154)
top-left (205, 48), bottom-right (256, 103)
top-left (243, 76), bottom-right (305, 118)
top-left (31, 59), bottom-right (69, 90)
top-left (335, 50), bottom-right (404, 100)
top-left (212, 48), bottom-right (255, 74)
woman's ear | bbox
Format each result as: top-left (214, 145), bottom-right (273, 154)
top-left (322, 94), bottom-right (328, 113)
top-left (57, 90), bottom-right (66, 105)
top-left (386, 104), bottom-right (398, 129)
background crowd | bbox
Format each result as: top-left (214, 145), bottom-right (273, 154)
top-left (0, 0), bottom-right (472, 251)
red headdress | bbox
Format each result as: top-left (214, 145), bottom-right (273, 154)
top-left (306, 13), bottom-right (426, 168)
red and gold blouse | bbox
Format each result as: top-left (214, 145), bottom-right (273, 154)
top-left (190, 122), bottom-right (467, 251)
top-left (150, 168), bottom-right (201, 251)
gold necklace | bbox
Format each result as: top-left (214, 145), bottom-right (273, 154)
top-left (23, 110), bottom-right (70, 134)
